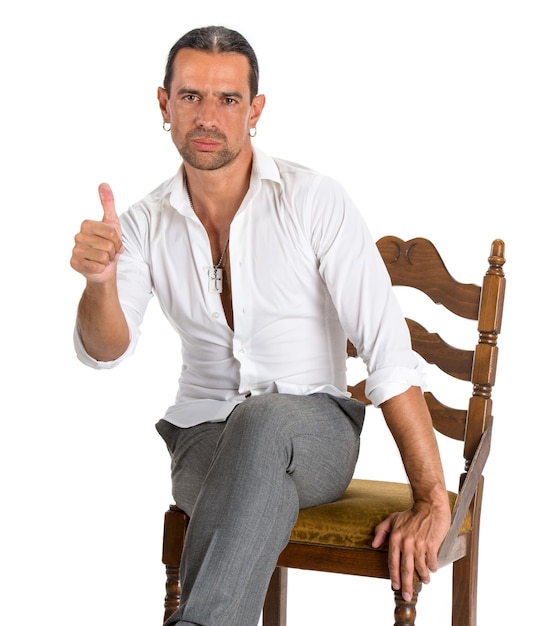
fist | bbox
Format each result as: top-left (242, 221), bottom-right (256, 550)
top-left (70, 183), bottom-right (123, 283)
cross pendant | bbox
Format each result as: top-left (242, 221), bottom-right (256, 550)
top-left (208, 267), bottom-right (223, 293)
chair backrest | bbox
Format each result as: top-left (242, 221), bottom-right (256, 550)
top-left (347, 236), bottom-right (506, 488)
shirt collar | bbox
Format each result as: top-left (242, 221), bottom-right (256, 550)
top-left (251, 146), bottom-right (281, 185)
top-left (167, 166), bottom-right (191, 216)
top-left (166, 146), bottom-right (281, 217)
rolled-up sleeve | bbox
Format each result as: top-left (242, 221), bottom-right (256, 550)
top-left (364, 365), bottom-right (423, 407)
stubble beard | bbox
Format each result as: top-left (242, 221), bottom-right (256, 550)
top-left (178, 129), bottom-right (243, 171)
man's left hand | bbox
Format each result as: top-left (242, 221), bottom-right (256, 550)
top-left (372, 499), bottom-right (451, 602)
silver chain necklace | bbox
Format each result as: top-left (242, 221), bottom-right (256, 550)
top-left (187, 189), bottom-right (230, 294)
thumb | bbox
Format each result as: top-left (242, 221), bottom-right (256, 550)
top-left (98, 182), bottom-right (119, 225)
top-left (372, 515), bottom-right (393, 548)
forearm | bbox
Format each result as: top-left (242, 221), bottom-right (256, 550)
top-left (77, 279), bottom-right (130, 362)
top-left (375, 386), bottom-right (451, 598)
top-left (380, 386), bottom-right (448, 506)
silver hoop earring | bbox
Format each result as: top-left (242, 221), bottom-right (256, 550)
top-left (163, 121), bottom-right (171, 132)
top-left (249, 127), bottom-right (257, 137)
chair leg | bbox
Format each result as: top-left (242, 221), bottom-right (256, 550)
top-left (263, 566), bottom-right (288, 626)
top-left (162, 507), bottom-right (188, 624)
top-left (452, 478), bottom-right (483, 626)
top-left (393, 580), bottom-right (422, 626)
top-left (164, 563), bottom-right (181, 622)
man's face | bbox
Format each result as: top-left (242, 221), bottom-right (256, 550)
top-left (158, 48), bottom-right (264, 171)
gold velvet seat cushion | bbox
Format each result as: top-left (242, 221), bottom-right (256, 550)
top-left (289, 478), bottom-right (470, 550)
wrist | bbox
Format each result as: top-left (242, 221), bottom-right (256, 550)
top-left (83, 277), bottom-right (119, 300)
top-left (413, 484), bottom-right (450, 511)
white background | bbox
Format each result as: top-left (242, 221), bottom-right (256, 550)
top-left (1, 1), bottom-right (544, 624)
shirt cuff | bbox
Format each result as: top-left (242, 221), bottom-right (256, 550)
top-left (73, 325), bottom-right (133, 370)
top-left (364, 366), bottom-right (424, 407)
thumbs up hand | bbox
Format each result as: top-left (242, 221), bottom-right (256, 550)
top-left (71, 183), bottom-right (124, 283)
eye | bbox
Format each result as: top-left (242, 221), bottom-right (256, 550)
top-left (223, 97), bottom-right (238, 105)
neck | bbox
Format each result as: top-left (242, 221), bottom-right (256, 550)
top-left (183, 151), bottom-right (253, 228)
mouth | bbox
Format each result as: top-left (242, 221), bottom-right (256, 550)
top-left (187, 128), bottom-right (226, 151)
top-left (191, 138), bottom-right (222, 151)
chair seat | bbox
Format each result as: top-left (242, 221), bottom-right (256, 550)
top-left (289, 478), bottom-right (470, 550)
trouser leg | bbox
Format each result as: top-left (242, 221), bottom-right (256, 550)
top-left (157, 393), bottom-right (364, 626)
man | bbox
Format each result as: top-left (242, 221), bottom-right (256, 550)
top-left (71, 26), bottom-right (450, 626)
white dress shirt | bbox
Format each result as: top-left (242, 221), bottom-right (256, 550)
top-left (74, 147), bottom-right (422, 427)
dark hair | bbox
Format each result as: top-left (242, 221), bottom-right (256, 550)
top-left (163, 26), bottom-right (259, 100)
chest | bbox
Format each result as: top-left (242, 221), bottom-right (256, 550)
top-left (148, 208), bottom-right (324, 330)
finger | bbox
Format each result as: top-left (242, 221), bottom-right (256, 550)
top-left (400, 549), bottom-right (415, 602)
top-left (74, 229), bottom-right (119, 261)
top-left (387, 541), bottom-right (402, 593)
top-left (372, 517), bottom-right (392, 549)
top-left (386, 523), bottom-right (402, 591)
top-left (414, 548), bottom-right (431, 585)
top-left (426, 543), bottom-right (439, 573)
top-left (98, 182), bottom-right (119, 225)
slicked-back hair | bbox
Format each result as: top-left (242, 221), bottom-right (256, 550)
top-left (163, 26), bottom-right (259, 100)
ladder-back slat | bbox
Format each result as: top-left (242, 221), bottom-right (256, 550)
top-left (406, 319), bottom-right (474, 381)
top-left (424, 392), bottom-right (467, 441)
top-left (376, 236), bottom-right (481, 320)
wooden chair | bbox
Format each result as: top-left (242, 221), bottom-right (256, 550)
top-left (161, 236), bottom-right (506, 626)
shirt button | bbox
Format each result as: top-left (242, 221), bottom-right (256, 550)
top-left (212, 311), bottom-right (220, 319)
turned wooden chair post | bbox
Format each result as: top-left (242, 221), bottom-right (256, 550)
top-left (161, 505), bottom-right (188, 623)
top-left (450, 239), bottom-right (505, 625)
top-left (393, 579), bottom-right (422, 626)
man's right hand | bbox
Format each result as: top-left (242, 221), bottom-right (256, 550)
top-left (70, 183), bottom-right (123, 283)
top-left (71, 183), bottom-right (130, 362)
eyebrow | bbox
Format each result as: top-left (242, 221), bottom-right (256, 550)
top-left (176, 87), bottom-right (244, 100)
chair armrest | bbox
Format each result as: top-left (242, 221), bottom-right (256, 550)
top-left (437, 418), bottom-right (493, 564)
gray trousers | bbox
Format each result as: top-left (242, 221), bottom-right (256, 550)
top-left (156, 393), bottom-right (365, 626)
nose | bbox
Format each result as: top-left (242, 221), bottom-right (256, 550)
top-left (195, 98), bottom-right (218, 129)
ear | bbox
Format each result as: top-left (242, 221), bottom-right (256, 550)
top-left (249, 94), bottom-right (266, 130)
top-left (157, 87), bottom-right (170, 123)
